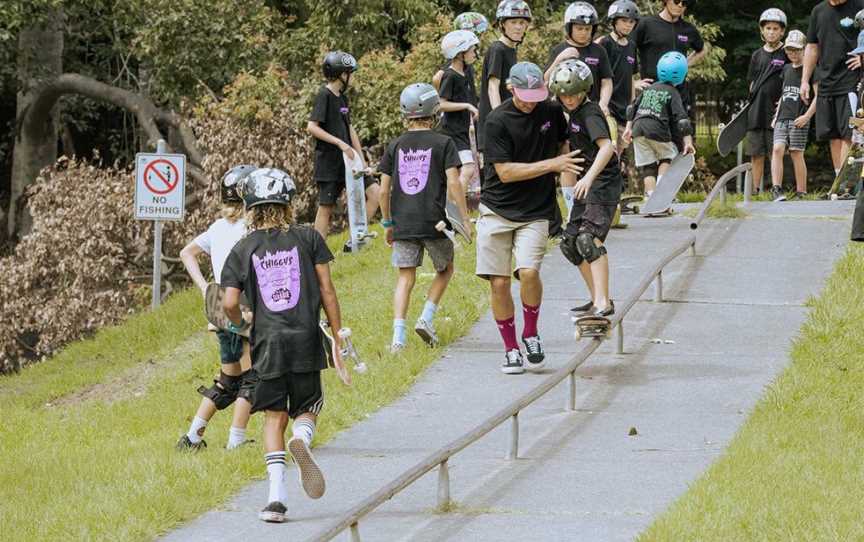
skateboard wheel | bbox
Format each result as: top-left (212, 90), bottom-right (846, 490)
top-left (831, 194), bottom-right (839, 201)
top-left (435, 221), bottom-right (447, 232)
top-left (849, 157), bottom-right (856, 166)
top-left (354, 362), bottom-right (368, 374)
top-left (574, 327), bottom-right (582, 340)
top-left (338, 328), bottom-right (352, 339)
top-left (633, 206), bottom-right (640, 214)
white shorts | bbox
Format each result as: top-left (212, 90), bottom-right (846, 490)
top-left (458, 150), bottom-right (475, 165)
top-left (633, 136), bottom-right (678, 167)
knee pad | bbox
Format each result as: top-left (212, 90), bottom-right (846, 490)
top-left (677, 118), bottom-right (694, 137)
top-left (576, 232), bottom-right (607, 264)
top-left (197, 371), bottom-right (241, 410)
top-left (560, 233), bottom-right (584, 266)
top-left (237, 370), bottom-right (255, 402)
top-left (639, 163), bottom-right (659, 178)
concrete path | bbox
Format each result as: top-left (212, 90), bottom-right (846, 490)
top-left (162, 201), bottom-right (854, 542)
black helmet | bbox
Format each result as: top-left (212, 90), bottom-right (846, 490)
top-left (322, 51), bottom-right (358, 79)
top-left (240, 168), bottom-right (296, 209)
top-left (607, 0), bottom-right (639, 22)
top-left (221, 165), bottom-right (257, 204)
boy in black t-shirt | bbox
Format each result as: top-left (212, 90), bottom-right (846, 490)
top-left (379, 83), bottom-right (470, 353)
top-left (478, 1), bottom-right (532, 151)
top-left (771, 30), bottom-right (817, 200)
top-left (439, 30), bottom-right (481, 194)
top-left (221, 168), bottom-right (350, 523)
top-left (746, 9), bottom-right (789, 195)
top-left (307, 51), bottom-right (380, 247)
top-left (550, 60), bottom-right (623, 319)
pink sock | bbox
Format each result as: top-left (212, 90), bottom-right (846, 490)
top-left (496, 317), bottom-right (519, 352)
top-left (522, 303), bottom-right (540, 338)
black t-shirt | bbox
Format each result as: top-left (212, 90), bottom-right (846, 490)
top-left (632, 15), bottom-right (704, 112)
top-left (777, 64), bottom-right (807, 122)
top-left (807, 0), bottom-right (864, 96)
top-left (597, 34), bottom-right (638, 125)
top-left (747, 47), bottom-right (788, 130)
top-left (379, 130), bottom-right (461, 240)
top-left (567, 101), bottom-right (622, 205)
top-left (479, 41), bottom-right (518, 149)
top-left (482, 99), bottom-right (569, 223)
top-left (546, 41), bottom-right (614, 103)
top-left (439, 67), bottom-right (477, 151)
top-left (309, 86), bottom-right (352, 182)
top-left (631, 82), bottom-right (688, 142)
top-left (221, 226), bottom-right (334, 378)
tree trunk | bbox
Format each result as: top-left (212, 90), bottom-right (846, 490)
top-left (8, 9), bottom-right (64, 238)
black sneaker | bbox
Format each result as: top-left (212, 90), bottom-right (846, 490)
top-left (259, 501), bottom-right (287, 523)
top-left (176, 435), bottom-right (207, 452)
top-left (522, 336), bottom-right (546, 372)
top-left (593, 300), bottom-right (615, 318)
top-left (501, 349), bottom-right (525, 375)
top-left (569, 301), bottom-right (594, 315)
top-left (771, 186), bottom-right (786, 202)
top-left (342, 240), bottom-right (353, 253)
top-left (794, 192), bottom-right (807, 200)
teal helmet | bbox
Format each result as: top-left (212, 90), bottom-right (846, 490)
top-left (657, 51), bottom-right (688, 86)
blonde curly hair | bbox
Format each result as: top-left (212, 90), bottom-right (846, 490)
top-left (247, 203), bottom-right (294, 231)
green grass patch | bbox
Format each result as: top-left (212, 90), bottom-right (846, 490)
top-left (639, 243), bottom-right (864, 542)
top-left (682, 199), bottom-right (748, 220)
top-left (0, 225), bottom-right (488, 542)
top-left (677, 190), bottom-right (826, 203)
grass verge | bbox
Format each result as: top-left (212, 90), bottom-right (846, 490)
top-left (682, 199), bottom-right (748, 220)
top-left (639, 243), bottom-right (864, 542)
top-left (0, 225), bottom-right (488, 542)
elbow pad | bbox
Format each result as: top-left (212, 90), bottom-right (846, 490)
top-left (626, 104), bottom-right (636, 122)
top-left (677, 118), bottom-right (693, 137)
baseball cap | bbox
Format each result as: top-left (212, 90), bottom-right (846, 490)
top-left (508, 62), bottom-right (549, 103)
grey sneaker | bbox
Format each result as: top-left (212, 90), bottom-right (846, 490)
top-left (288, 437), bottom-right (326, 499)
top-left (569, 301), bottom-right (594, 315)
top-left (176, 435), bottom-right (206, 452)
top-left (522, 336), bottom-right (546, 371)
top-left (414, 318), bottom-right (439, 347)
top-left (501, 349), bottom-right (525, 375)
top-left (771, 186), bottom-right (786, 202)
top-left (259, 501), bottom-right (287, 523)
top-left (389, 342), bottom-right (406, 354)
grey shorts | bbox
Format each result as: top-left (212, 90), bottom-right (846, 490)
top-left (747, 129), bottom-right (773, 157)
top-left (475, 204), bottom-right (549, 279)
top-left (773, 120), bottom-right (809, 151)
top-left (391, 238), bottom-right (454, 272)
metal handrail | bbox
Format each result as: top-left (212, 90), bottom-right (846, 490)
top-left (310, 164), bottom-right (748, 542)
top-left (690, 163), bottom-right (753, 230)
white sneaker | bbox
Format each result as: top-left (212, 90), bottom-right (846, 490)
top-left (414, 318), bottom-right (439, 347)
top-left (501, 349), bottom-right (525, 375)
top-left (259, 501), bottom-right (287, 523)
top-left (522, 336), bottom-right (546, 372)
top-left (389, 342), bottom-right (405, 354)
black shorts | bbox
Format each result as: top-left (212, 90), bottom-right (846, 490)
top-left (249, 370), bottom-right (324, 418)
top-left (746, 129), bottom-right (773, 157)
top-left (566, 201), bottom-right (617, 242)
top-left (216, 330), bottom-right (245, 364)
top-left (317, 176), bottom-right (378, 206)
top-left (815, 94), bottom-right (854, 141)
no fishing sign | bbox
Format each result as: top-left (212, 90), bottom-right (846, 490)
top-left (135, 152), bottom-right (186, 221)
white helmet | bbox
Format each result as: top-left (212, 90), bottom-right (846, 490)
top-left (441, 30), bottom-right (480, 60)
top-left (759, 8), bottom-right (787, 28)
top-left (496, 0), bottom-right (533, 22)
top-left (784, 29), bottom-right (806, 50)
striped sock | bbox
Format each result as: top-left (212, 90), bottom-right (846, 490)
top-left (265, 451), bottom-right (287, 504)
top-left (292, 418), bottom-right (316, 446)
top-left (187, 416), bottom-right (207, 444)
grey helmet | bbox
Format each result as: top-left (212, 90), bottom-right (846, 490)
top-left (548, 59), bottom-right (594, 98)
top-left (607, 0), bottom-right (639, 22)
top-left (400, 83), bottom-right (440, 119)
top-left (441, 30), bottom-right (480, 60)
top-left (240, 168), bottom-right (296, 209)
top-left (496, 0), bottom-right (533, 22)
top-left (565, 2), bottom-right (599, 37)
top-left (221, 164), bottom-right (257, 204)
top-left (784, 29), bottom-right (806, 50)
top-left (759, 8), bottom-right (787, 28)
top-left (454, 12), bottom-right (490, 34)
top-left (322, 51), bottom-right (358, 79)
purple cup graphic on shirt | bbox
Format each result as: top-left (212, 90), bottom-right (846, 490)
top-left (252, 248), bottom-right (301, 312)
top-left (397, 147), bottom-right (432, 195)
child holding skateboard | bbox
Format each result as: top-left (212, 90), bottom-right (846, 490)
top-left (221, 167), bottom-right (350, 523)
top-left (433, 12), bottom-right (489, 93)
top-left (622, 52), bottom-right (696, 199)
top-left (307, 50), bottom-right (380, 249)
top-left (747, 9), bottom-right (789, 196)
top-left (438, 30), bottom-right (481, 193)
top-left (550, 60), bottom-right (623, 321)
top-left (770, 30), bottom-right (816, 200)
top-left (379, 83), bottom-right (470, 353)
top-left (176, 165), bottom-right (256, 451)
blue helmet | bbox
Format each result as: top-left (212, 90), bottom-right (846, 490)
top-left (657, 51), bottom-right (688, 86)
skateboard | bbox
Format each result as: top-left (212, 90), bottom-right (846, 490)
top-left (435, 199), bottom-right (472, 243)
top-left (320, 321), bottom-right (367, 385)
top-left (204, 283), bottom-right (250, 338)
top-left (467, 119), bottom-right (482, 210)
top-left (573, 315), bottom-right (612, 340)
top-left (641, 153), bottom-right (695, 216)
top-left (716, 102), bottom-right (751, 157)
top-left (829, 100), bottom-right (864, 199)
top-left (619, 195), bottom-right (641, 215)
top-left (343, 153), bottom-right (377, 252)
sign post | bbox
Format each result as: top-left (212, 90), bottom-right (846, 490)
top-left (135, 140), bottom-right (186, 309)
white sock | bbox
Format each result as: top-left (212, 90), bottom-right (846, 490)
top-left (561, 187), bottom-right (575, 217)
top-left (420, 300), bottom-right (438, 324)
top-left (392, 319), bottom-right (407, 346)
top-left (187, 416), bottom-right (207, 444)
top-left (226, 426), bottom-right (246, 449)
top-left (265, 451), bottom-right (288, 504)
top-left (292, 418), bottom-right (316, 446)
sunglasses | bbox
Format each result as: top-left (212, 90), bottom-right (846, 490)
top-left (670, 0), bottom-right (692, 6)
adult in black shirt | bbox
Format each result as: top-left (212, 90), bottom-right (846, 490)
top-left (478, 61), bottom-right (582, 375)
top-left (801, 0), bottom-right (864, 172)
top-left (631, 0), bottom-right (706, 117)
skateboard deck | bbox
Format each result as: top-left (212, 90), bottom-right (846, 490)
top-left (467, 119), bottom-right (482, 210)
top-left (573, 315), bottom-right (612, 340)
top-left (830, 111), bottom-right (864, 198)
top-left (320, 321), bottom-right (367, 384)
top-left (344, 153), bottom-right (375, 252)
top-left (642, 153), bottom-right (695, 216)
top-left (436, 199), bottom-right (472, 243)
top-left (717, 101), bottom-right (751, 157)
top-left (204, 283), bottom-right (250, 338)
